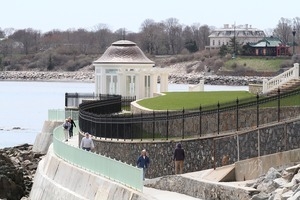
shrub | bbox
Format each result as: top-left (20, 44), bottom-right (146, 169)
top-left (231, 62), bottom-right (238, 69)
top-left (214, 59), bottom-right (224, 69)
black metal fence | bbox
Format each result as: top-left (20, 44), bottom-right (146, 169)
top-left (78, 88), bottom-right (300, 140)
top-left (65, 93), bottom-right (135, 110)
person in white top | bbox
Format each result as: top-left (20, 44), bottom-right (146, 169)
top-left (80, 132), bottom-right (95, 151)
top-left (62, 119), bottom-right (71, 142)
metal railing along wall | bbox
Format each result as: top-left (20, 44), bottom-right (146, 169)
top-left (52, 121), bottom-right (143, 192)
top-left (48, 109), bottom-right (79, 121)
top-left (65, 93), bottom-right (135, 110)
top-left (79, 88), bottom-right (300, 140)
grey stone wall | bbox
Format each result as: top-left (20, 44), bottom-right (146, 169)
top-left (248, 83), bottom-right (263, 94)
top-left (130, 105), bottom-right (300, 139)
top-left (81, 117), bottom-right (300, 179)
top-left (145, 176), bottom-right (253, 200)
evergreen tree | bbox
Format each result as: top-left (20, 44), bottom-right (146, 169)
top-left (184, 40), bottom-right (198, 53)
top-left (218, 44), bottom-right (228, 57)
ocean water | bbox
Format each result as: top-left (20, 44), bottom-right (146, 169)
top-left (0, 81), bottom-right (248, 148)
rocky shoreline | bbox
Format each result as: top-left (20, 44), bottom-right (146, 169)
top-left (0, 70), bottom-right (267, 86)
top-left (0, 144), bottom-right (43, 200)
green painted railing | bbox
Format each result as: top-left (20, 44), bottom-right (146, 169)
top-left (48, 109), bottom-right (79, 121)
top-left (52, 119), bottom-right (143, 192)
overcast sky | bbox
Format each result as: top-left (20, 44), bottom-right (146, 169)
top-left (1, 0), bottom-right (299, 34)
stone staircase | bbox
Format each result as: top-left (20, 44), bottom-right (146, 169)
top-left (263, 63), bottom-right (300, 96)
top-left (266, 78), bottom-right (300, 96)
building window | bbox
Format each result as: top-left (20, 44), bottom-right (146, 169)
top-left (218, 40), bottom-right (221, 45)
top-left (213, 40), bottom-right (215, 46)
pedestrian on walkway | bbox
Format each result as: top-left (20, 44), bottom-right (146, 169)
top-left (174, 143), bottom-right (185, 174)
top-left (80, 132), bottom-right (95, 151)
top-left (137, 149), bottom-right (150, 180)
top-left (62, 119), bottom-right (71, 142)
top-left (68, 117), bottom-right (76, 138)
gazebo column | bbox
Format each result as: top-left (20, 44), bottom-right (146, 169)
top-left (160, 73), bottom-right (169, 93)
top-left (136, 72), bottom-right (143, 99)
top-left (152, 74), bottom-right (158, 94)
top-left (118, 70), bottom-right (126, 97)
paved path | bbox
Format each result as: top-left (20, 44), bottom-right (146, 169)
top-left (67, 135), bottom-right (201, 199)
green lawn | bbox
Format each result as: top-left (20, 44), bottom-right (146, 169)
top-left (223, 57), bottom-right (288, 72)
top-left (137, 90), bottom-right (300, 110)
top-left (137, 91), bottom-right (255, 110)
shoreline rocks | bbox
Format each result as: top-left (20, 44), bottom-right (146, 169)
top-left (0, 144), bottom-right (44, 200)
top-left (0, 70), bottom-right (267, 86)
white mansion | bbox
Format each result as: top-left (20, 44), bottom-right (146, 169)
top-left (206, 24), bottom-right (266, 49)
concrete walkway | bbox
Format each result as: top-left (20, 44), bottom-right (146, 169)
top-left (66, 135), bottom-right (201, 200)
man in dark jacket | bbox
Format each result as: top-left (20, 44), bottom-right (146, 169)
top-left (174, 143), bottom-right (185, 174)
top-left (68, 117), bottom-right (76, 139)
top-left (137, 149), bottom-right (150, 180)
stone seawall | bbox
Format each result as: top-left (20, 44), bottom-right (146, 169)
top-left (30, 144), bottom-right (147, 200)
top-left (85, 117), bottom-right (300, 179)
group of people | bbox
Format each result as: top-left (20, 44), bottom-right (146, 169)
top-left (62, 118), bottom-right (95, 151)
top-left (137, 142), bottom-right (185, 180)
top-left (62, 117), bottom-right (76, 142)
top-left (62, 118), bottom-right (185, 180)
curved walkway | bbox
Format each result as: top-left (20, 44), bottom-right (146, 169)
top-left (66, 134), bottom-right (201, 200)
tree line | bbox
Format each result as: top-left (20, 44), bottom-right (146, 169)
top-left (0, 17), bottom-right (299, 71)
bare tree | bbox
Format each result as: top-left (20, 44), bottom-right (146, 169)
top-left (92, 24), bottom-right (113, 54)
top-left (293, 17), bottom-right (300, 47)
top-left (264, 28), bottom-right (274, 37)
top-left (9, 28), bottom-right (41, 55)
top-left (199, 25), bottom-right (210, 50)
top-left (164, 18), bottom-right (183, 54)
top-left (182, 25), bottom-right (198, 52)
top-left (139, 19), bottom-right (168, 55)
top-left (273, 17), bottom-right (293, 44)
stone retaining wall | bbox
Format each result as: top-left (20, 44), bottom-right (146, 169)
top-left (130, 103), bottom-right (300, 138)
top-left (83, 117), bottom-right (300, 179)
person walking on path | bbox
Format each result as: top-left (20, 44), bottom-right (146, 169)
top-left (68, 117), bottom-right (76, 139)
top-left (137, 149), bottom-right (150, 180)
top-left (174, 143), bottom-right (185, 174)
top-left (62, 119), bottom-right (71, 142)
top-left (80, 132), bottom-right (95, 151)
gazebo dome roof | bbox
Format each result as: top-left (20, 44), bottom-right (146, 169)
top-left (94, 40), bottom-right (154, 65)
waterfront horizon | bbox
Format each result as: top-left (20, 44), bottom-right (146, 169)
top-left (0, 81), bottom-right (248, 148)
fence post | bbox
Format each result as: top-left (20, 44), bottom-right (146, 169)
top-left (123, 117), bottom-right (126, 141)
top-left (213, 139), bottom-right (216, 170)
top-left (65, 93), bottom-right (68, 107)
top-left (217, 102), bottom-right (220, 134)
top-left (182, 108), bottom-right (185, 139)
top-left (277, 88), bottom-right (280, 122)
top-left (166, 110), bottom-right (169, 140)
top-left (236, 98), bottom-right (239, 131)
top-left (131, 113), bottom-right (133, 141)
top-left (140, 112), bottom-right (143, 141)
top-left (199, 105), bottom-right (202, 137)
top-left (152, 110), bottom-right (155, 141)
top-left (256, 93), bottom-right (259, 127)
top-left (110, 116), bottom-right (113, 140)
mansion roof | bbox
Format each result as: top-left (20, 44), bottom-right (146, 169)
top-left (209, 24), bottom-right (265, 38)
top-left (94, 40), bottom-right (154, 65)
top-left (250, 37), bottom-right (288, 48)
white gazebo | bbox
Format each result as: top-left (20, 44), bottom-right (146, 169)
top-left (93, 40), bottom-right (169, 100)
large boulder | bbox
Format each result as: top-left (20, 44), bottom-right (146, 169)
top-left (0, 153), bottom-right (25, 200)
